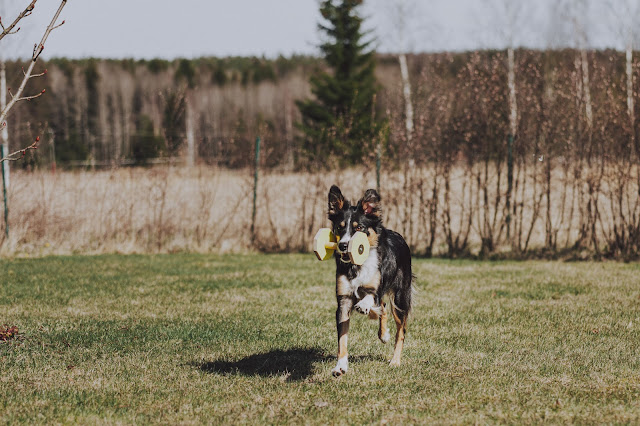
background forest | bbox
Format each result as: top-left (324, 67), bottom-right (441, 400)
top-left (2, 49), bottom-right (639, 259)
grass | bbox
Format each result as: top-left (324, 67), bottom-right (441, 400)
top-left (2, 254), bottom-right (640, 424)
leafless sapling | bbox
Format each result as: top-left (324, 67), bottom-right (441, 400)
top-left (0, 0), bottom-right (66, 163)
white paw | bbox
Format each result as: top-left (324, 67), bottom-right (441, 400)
top-left (354, 294), bottom-right (376, 315)
top-left (331, 356), bottom-right (348, 377)
top-left (380, 329), bottom-right (390, 344)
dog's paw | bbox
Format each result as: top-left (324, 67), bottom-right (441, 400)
top-left (354, 294), bottom-right (375, 316)
top-left (379, 329), bottom-right (390, 344)
top-left (389, 358), bottom-right (401, 367)
top-left (331, 356), bottom-right (348, 377)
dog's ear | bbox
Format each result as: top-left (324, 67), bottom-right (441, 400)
top-left (328, 185), bottom-right (346, 217)
top-left (358, 189), bottom-right (381, 218)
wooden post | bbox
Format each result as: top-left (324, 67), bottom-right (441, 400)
top-left (251, 136), bottom-right (261, 244)
top-left (376, 138), bottom-right (381, 194)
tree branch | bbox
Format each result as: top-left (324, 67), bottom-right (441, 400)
top-left (0, 0), bottom-right (67, 163)
top-left (0, 0), bottom-right (66, 164)
top-left (0, 0), bottom-right (37, 43)
top-left (0, 135), bottom-right (39, 162)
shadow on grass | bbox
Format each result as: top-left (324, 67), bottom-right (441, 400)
top-left (195, 348), bottom-right (327, 381)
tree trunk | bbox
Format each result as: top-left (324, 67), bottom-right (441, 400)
top-left (506, 47), bottom-right (517, 243)
top-left (626, 42), bottom-right (636, 149)
top-left (581, 49), bottom-right (593, 129)
top-left (398, 53), bottom-right (413, 144)
top-left (0, 61), bottom-right (8, 187)
top-left (507, 47), bottom-right (517, 137)
top-left (186, 97), bottom-right (195, 167)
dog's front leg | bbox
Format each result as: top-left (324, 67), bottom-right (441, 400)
top-left (332, 296), bottom-right (353, 377)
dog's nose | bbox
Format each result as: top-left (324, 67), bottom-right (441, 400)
top-left (338, 241), bottom-right (348, 252)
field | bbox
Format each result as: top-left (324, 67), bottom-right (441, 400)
top-left (2, 254), bottom-right (640, 423)
top-left (3, 164), bottom-right (639, 259)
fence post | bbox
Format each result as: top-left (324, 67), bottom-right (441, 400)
top-left (251, 136), bottom-right (261, 245)
top-left (1, 145), bottom-right (9, 241)
top-left (376, 138), bottom-right (381, 194)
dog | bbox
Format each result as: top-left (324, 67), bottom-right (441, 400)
top-left (327, 185), bottom-right (413, 377)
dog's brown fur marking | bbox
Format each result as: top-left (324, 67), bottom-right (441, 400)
top-left (367, 227), bottom-right (379, 248)
top-left (336, 297), bottom-right (353, 366)
top-left (378, 302), bottom-right (388, 342)
top-left (336, 275), bottom-right (351, 297)
top-left (389, 307), bottom-right (407, 366)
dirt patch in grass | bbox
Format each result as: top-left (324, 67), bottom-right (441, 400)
top-left (0, 325), bottom-right (20, 342)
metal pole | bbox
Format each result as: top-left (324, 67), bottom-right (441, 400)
top-left (1, 145), bottom-right (9, 240)
top-left (251, 136), bottom-right (261, 244)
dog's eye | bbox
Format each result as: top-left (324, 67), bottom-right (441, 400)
top-left (355, 225), bottom-right (365, 232)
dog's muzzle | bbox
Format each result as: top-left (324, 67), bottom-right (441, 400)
top-left (337, 241), bottom-right (351, 263)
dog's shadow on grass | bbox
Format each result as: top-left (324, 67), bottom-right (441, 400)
top-left (194, 348), bottom-right (328, 382)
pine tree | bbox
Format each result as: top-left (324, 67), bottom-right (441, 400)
top-left (297, 0), bottom-right (381, 165)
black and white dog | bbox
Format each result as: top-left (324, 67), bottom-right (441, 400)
top-left (327, 185), bottom-right (413, 377)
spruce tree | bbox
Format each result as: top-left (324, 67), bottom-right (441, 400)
top-left (297, 0), bottom-right (380, 165)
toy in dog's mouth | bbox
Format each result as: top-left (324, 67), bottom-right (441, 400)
top-left (339, 252), bottom-right (351, 263)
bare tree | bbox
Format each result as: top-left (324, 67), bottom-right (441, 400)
top-left (604, 0), bottom-right (640, 142)
top-left (0, 0), bottom-right (37, 43)
top-left (478, 0), bottom-right (534, 245)
top-left (556, 0), bottom-right (593, 128)
top-left (0, 0), bottom-right (67, 163)
top-left (389, 0), bottom-right (414, 145)
top-left (474, 0), bottom-right (533, 250)
top-left (376, 0), bottom-right (440, 148)
top-left (599, 0), bottom-right (640, 258)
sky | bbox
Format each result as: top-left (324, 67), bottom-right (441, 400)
top-left (0, 0), bottom-right (635, 60)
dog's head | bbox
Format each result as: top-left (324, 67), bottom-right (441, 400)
top-left (327, 185), bottom-right (382, 263)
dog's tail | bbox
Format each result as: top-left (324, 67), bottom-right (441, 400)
top-left (410, 272), bottom-right (418, 296)
top-left (388, 273), bottom-right (416, 316)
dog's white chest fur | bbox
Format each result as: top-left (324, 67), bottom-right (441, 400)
top-left (341, 248), bottom-right (378, 298)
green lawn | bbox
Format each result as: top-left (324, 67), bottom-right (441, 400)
top-left (1, 254), bottom-right (640, 424)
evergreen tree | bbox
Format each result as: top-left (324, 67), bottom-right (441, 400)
top-left (162, 90), bottom-right (186, 157)
top-left (296, 0), bottom-right (381, 165)
top-left (132, 115), bottom-right (164, 165)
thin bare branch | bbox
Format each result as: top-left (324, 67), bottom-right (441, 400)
top-left (0, 136), bottom-right (39, 163)
top-left (16, 88), bottom-right (45, 102)
top-left (30, 69), bottom-right (47, 79)
top-left (0, 0), bottom-right (67, 127)
top-left (0, 0), bottom-right (37, 43)
top-left (50, 19), bottom-right (65, 32)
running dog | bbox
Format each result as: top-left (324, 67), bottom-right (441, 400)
top-left (327, 185), bottom-right (413, 377)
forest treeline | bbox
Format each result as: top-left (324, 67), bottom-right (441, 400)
top-left (3, 50), bottom-right (640, 259)
top-left (3, 50), bottom-right (639, 169)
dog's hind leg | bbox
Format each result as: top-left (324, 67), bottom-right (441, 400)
top-left (332, 296), bottom-right (353, 377)
top-left (389, 307), bottom-right (407, 366)
top-left (389, 290), bottom-right (411, 366)
top-left (378, 302), bottom-right (390, 343)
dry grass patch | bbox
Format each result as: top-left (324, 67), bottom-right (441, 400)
top-left (2, 164), bottom-right (638, 258)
